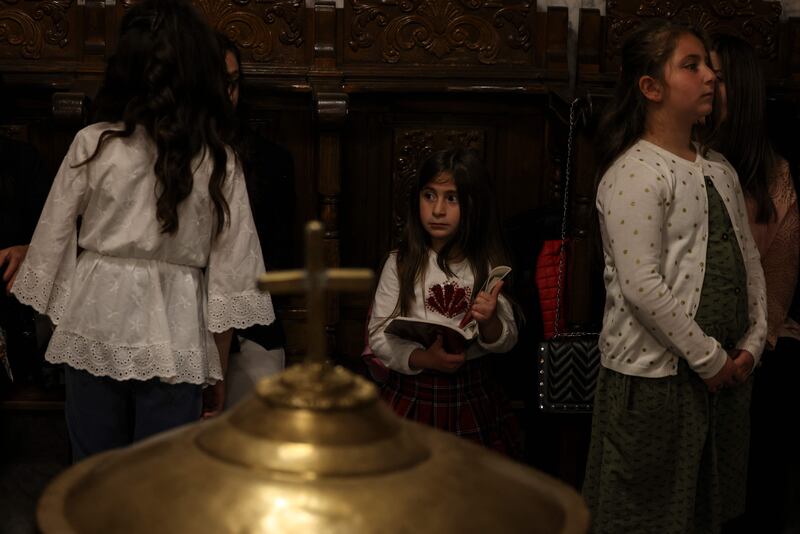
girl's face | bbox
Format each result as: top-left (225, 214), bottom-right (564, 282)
top-left (658, 33), bottom-right (716, 123)
top-left (224, 50), bottom-right (240, 109)
top-left (710, 50), bottom-right (728, 123)
top-left (419, 172), bottom-right (461, 252)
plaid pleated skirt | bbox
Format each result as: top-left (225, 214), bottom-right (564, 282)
top-left (380, 358), bottom-right (523, 459)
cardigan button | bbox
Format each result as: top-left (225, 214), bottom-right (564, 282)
top-left (721, 233), bottom-right (729, 241)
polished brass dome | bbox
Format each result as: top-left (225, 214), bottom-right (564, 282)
top-left (38, 362), bottom-right (589, 533)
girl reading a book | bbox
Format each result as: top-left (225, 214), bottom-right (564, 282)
top-left (368, 148), bottom-right (521, 457)
top-left (581, 20), bottom-right (767, 533)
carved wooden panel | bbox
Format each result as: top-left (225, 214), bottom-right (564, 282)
top-left (343, 0), bottom-right (538, 67)
top-left (605, 0), bottom-right (782, 71)
top-left (0, 0), bottom-right (79, 60)
top-left (116, 0), bottom-right (308, 65)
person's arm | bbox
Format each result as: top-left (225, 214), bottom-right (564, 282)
top-left (729, 169), bottom-right (768, 373)
top-left (368, 255), bottom-right (429, 374)
top-left (203, 329), bottom-right (233, 418)
top-left (206, 151), bottom-right (275, 334)
top-left (600, 158), bottom-right (730, 381)
top-left (0, 245), bottom-right (29, 294)
top-left (474, 282), bottom-right (518, 353)
top-left (11, 132), bottom-right (90, 323)
top-left (408, 335), bottom-right (466, 373)
top-left (758, 166), bottom-right (799, 349)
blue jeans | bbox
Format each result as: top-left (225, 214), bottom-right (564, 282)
top-left (64, 366), bottom-right (202, 462)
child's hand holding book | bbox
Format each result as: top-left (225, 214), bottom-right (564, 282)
top-left (409, 335), bottom-right (466, 373)
top-left (458, 265), bottom-right (511, 342)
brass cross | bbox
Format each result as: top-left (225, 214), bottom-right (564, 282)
top-left (257, 221), bottom-right (374, 362)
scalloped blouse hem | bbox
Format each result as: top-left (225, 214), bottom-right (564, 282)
top-left (45, 331), bottom-right (224, 386)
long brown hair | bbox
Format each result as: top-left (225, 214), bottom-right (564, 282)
top-left (394, 148), bottom-right (509, 316)
top-left (702, 34), bottom-right (776, 223)
top-left (83, 0), bottom-right (234, 235)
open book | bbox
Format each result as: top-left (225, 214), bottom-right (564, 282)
top-left (384, 265), bottom-right (511, 354)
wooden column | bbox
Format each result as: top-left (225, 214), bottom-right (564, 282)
top-left (311, 0), bottom-right (348, 358)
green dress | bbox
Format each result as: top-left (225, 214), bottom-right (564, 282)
top-left (583, 177), bottom-right (753, 534)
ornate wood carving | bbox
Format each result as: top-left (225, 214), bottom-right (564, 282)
top-left (345, 0), bottom-right (536, 66)
top-left (119, 0), bottom-right (305, 64)
top-left (391, 128), bottom-right (484, 238)
top-left (0, 0), bottom-right (73, 59)
top-left (606, 0), bottom-right (782, 68)
top-left (196, 0), bottom-right (305, 63)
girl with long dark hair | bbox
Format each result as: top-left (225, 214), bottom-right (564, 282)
top-left (11, 0), bottom-right (275, 461)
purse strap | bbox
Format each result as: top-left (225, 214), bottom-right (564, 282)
top-left (553, 98), bottom-right (599, 339)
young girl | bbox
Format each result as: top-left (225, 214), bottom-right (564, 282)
top-left (368, 148), bottom-right (521, 457)
top-left (705, 34), bottom-right (800, 533)
top-left (10, 0), bottom-right (275, 461)
top-left (582, 20), bottom-right (767, 533)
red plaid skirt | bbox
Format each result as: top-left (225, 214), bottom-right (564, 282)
top-left (380, 358), bottom-right (522, 459)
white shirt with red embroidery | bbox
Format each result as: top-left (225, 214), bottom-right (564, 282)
top-left (368, 250), bottom-right (518, 375)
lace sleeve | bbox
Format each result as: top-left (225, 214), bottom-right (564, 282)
top-left (11, 134), bottom-right (89, 324)
top-left (206, 156), bottom-right (275, 332)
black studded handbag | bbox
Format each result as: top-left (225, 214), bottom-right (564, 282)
top-left (538, 332), bottom-right (600, 413)
top-left (537, 98), bottom-right (601, 414)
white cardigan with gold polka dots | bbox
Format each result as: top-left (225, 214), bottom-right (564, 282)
top-left (596, 139), bottom-right (767, 380)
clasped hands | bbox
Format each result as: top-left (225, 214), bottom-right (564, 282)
top-left (703, 349), bottom-right (754, 394)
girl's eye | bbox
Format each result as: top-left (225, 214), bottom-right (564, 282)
top-left (446, 194), bottom-right (459, 204)
top-left (422, 191), bottom-right (436, 201)
top-left (685, 63), bottom-right (698, 71)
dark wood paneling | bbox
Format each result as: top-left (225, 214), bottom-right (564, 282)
top-left (605, 0), bottom-right (782, 72)
top-left (343, 0), bottom-right (539, 67)
top-left (577, 0), bottom-right (793, 85)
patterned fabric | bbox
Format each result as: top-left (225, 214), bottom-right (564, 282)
top-left (693, 177), bottom-right (751, 525)
top-left (380, 358), bottom-right (522, 459)
top-left (584, 179), bottom-right (752, 533)
top-left (596, 139), bottom-right (767, 379)
top-left (11, 123), bottom-right (275, 385)
top-left (694, 176), bottom-right (749, 349)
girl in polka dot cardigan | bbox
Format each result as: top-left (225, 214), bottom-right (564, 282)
top-left (582, 20), bottom-right (767, 534)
